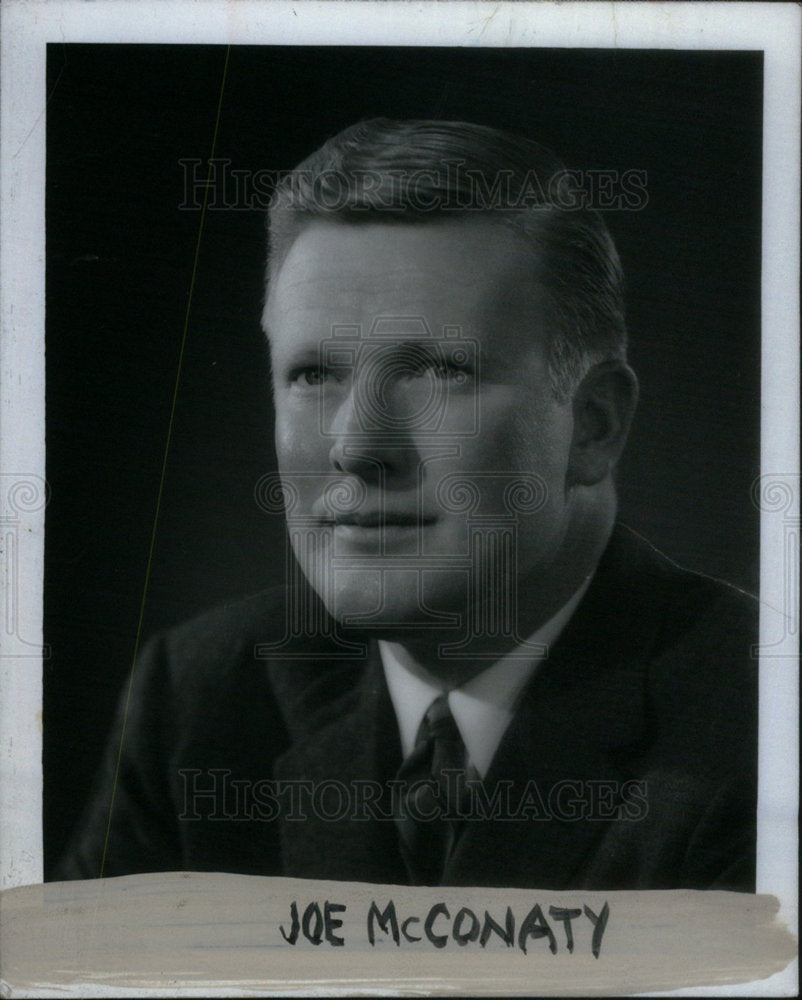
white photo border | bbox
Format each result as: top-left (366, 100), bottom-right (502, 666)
top-left (1, 0), bottom-right (798, 995)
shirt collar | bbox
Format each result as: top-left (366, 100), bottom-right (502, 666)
top-left (379, 576), bottom-right (592, 778)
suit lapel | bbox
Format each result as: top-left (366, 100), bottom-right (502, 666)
top-left (444, 647), bottom-right (647, 887)
top-left (269, 642), bottom-right (408, 884)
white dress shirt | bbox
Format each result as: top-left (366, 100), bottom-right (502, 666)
top-left (379, 577), bottom-right (592, 778)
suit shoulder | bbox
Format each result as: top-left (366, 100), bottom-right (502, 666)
top-left (632, 548), bottom-right (758, 746)
top-left (657, 560), bottom-right (757, 675)
top-left (612, 524), bottom-right (757, 655)
top-left (597, 525), bottom-right (758, 714)
top-left (151, 586), bottom-right (359, 698)
top-left (661, 564), bottom-right (757, 653)
top-left (144, 588), bottom-right (293, 700)
top-left (164, 587), bottom-right (290, 658)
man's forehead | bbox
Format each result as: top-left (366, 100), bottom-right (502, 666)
top-left (264, 217), bottom-right (545, 338)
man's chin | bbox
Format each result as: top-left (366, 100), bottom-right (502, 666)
top-left (309, 569), bottom-right (469, 636)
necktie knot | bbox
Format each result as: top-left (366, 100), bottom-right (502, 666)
top-left (419, 693), bottom-right (460, 746)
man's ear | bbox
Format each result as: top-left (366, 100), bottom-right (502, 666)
top-left (566, 360), bottom-right (639, 487)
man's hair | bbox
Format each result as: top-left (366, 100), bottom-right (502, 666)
top-left (267, 118), bottom-right (627, 399)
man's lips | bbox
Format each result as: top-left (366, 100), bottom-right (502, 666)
top-left (309, 487), bottom-right (437, 529)
top-left (319, 511), bottom-right (436, 528)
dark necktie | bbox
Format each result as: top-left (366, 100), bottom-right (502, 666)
top-left (394, 693), bottom-right (469, 885)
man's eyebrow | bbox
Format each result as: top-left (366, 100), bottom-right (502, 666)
top-left (272, 337), bottom-right (488, 369)
top-left (379, 338), bottom-right (480, 355)
top-left (277, 346), bottom-right (325, 366)
top-left (394, 339), bottom-right (442, 350)
top-left (395, 339), bottom-right (487, 367)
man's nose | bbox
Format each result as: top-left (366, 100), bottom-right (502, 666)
top-left (327, 382), bottom-right (419, 486)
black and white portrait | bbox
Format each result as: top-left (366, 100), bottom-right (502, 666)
top-left (42, 43), bottom-right (766, 893)
top-left (0, 3), bottom-right (798, 995)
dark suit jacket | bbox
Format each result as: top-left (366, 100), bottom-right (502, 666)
top-left (58, 524), bottom-right (758, 890)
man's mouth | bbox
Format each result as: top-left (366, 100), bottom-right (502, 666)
top-left (324, 513), bottom-right (437, 550)
top-left (327, 511), bottom-right (436, 528)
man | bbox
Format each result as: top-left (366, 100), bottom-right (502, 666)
top-left (59, 119), bottom-right (757, 890)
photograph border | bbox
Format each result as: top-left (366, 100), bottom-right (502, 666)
top-left (1, 1), bottom-right (798, 995)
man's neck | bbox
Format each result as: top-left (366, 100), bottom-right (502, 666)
top-left (380, 572), bottom-right (594, 690)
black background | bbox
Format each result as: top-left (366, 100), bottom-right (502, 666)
top-left (44, 44), bottom-right (763, 877)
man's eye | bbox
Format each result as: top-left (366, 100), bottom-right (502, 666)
top-left (411, 359), bottom-right (471, 384)
top-left (289, 367), bottom-right (336, 387)
top-left (398, 353), bottom-right (472, 383)
top-left (432, 362), bottom-right (471, 383)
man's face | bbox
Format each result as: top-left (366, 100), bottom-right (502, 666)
top-left (265, 217), bottom-right (579, 652)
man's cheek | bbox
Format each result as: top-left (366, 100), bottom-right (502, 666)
top-left (276, 415), bottom-right (326, 468)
